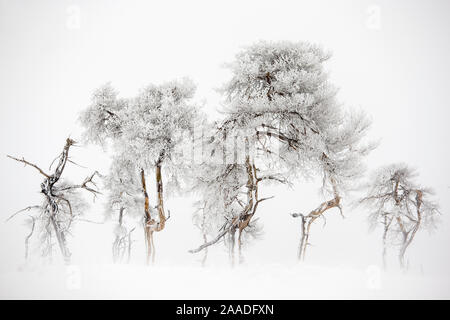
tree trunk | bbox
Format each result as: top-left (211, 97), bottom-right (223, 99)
top-left (382, 214), bottom-right (392, 270)
top-left (112, 207), bottom-right (125, 263)
top-left (127, 228), bottom-right (134, 263)
top-left (382, 230), bottom-right (388, 270)
top-left (155, 161), bottom-right (166, 231)
top-left (141, 168), bottom-right (153, 265)
top-left (50, 214), bottom-right (70, 264)
top-left (201, 212), bottom-right (208, 267)
top-left (297, 215), bottom-right (306, 260)
top-left (399, 233), bottom-right (408, 270)
top-left (230, 229), bottom-right (236, 267)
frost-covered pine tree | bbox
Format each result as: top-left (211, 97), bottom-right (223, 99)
top-left (189, 129), bottom-right (275, 264)
top-left (80, 79), bottom-right (198, 264)
top-left (104, 155), bottom-right (141, 263)
top-left (190, 41), bottom-right (374, 262)
top-left (359, 164), bottom-right (439, 269)
top-left (7, 138), bottom-right (100, 264)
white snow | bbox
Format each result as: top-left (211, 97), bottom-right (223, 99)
top-left (1, 263), bottom-right (448, 299)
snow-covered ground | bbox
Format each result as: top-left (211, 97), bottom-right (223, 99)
top-left (1, 263), bottom-right (449, 299)
top-left (1, 182), bottom-right (449, 300)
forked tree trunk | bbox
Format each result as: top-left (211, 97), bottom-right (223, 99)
top-left (140, 154), bottom-right (168, 265)
top-left (298, 215), bottom-right (319, 261)
top-left (189, 157), bottom-right (273, 257)
top-left (398, 192), bottom-right (422, 270)
top-left (294, 155), bottom-right (344, 261)
top-left (295, 192), bottom-right (342, 261)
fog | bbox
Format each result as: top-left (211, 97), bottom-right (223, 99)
top-left (1, 0), bottom-right (449, 298)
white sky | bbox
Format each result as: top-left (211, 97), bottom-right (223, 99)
top-left (1, 0), bottom-right (449, 288)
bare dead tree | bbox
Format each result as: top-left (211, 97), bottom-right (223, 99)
top-left (7, 138), bottom-right (100, 264)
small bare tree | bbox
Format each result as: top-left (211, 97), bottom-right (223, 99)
top-left (360, 164), bottom-right (440, 269)
top-left (7, 138), bottom-right (100, 264)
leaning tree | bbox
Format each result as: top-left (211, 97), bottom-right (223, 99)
top-left (7, 138), bottom-right (100, 264)
top-left (360, 163), bottom-right (439, 269)
top-left (291, 110), bottom-right (374, 260)
top-left (80, 79), bottom-right (198, 264)
top-left (189, 41), bottom-right (374, 262)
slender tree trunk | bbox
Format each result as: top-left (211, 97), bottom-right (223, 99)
top-left (399, 191), bottom-right (423, 270)
top-left (301, 218), bottom-right (312, 261)
top-left (382, 214), bottom-right (391, 270)
top-left (238, 229), bottom-right (243, 264)
top-left (234, 156), bottom-right (255, 265)
top-left (201, 234), bottom-right (208, 267)
top-left (50, 214), bottom-right (70, 264)
top-left (399, 232), bottom-right (408, 270)
top-left (201, 211), bottom-right (208, 267)
top-left (382, 232), bottom-right (388, 270)
top-left (127, 229), bottom-right (134, 263)
top-left (155, 161), bottom-right (166, 230)
top-left (24, 216), bottom-right (36, 260)
top-left (230, 227), bottom-right (236, 267)
top-left (113, 207), bottom-right (125, 263)
top-left (150, 231), bottom-right (156, 264)
top-left (141, 168), bottom-right (153, 265)
top-left (151, 158), bottom-right (166, 264)
top-left (297, 215), bottom-right (306, 261)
